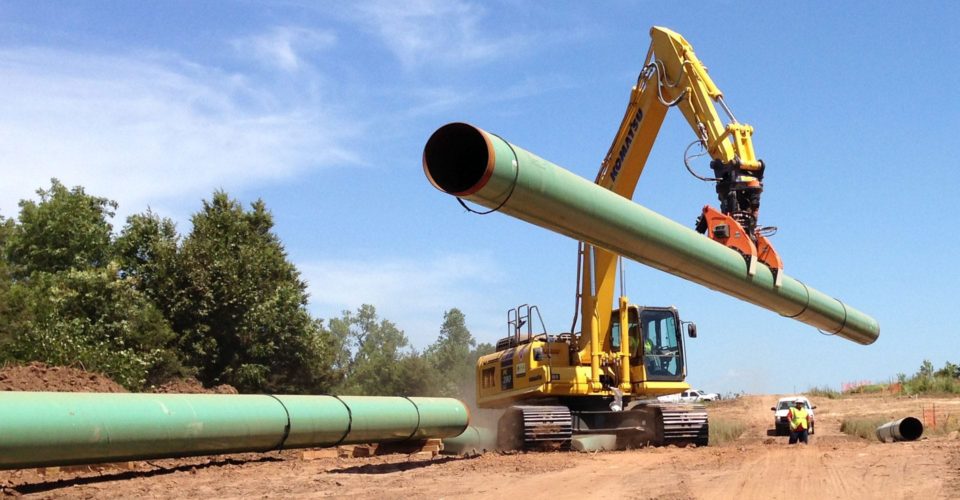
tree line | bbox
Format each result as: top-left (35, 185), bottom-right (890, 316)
top-left (0, 179), bottom-right (492, 396)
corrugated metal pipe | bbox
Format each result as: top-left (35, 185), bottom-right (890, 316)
top-left (876, 417), bottom-right (923, 442)
top-left (0, 392), bottom-right (469, 470)
top-left (422, 123), bottom-right (880, 345)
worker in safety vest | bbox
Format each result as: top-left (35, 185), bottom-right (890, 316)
top-left (787, 400), bottom-right (811, 444)
top-left (642, 338), bottom-right (657, 373)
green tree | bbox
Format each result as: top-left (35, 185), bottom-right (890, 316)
top-left (426, 308), bottom-right (479, 398)
top-left (172, 191), bottom-right (328, 393)
top-left (0, 182), bottom-right (178, 387)
top-left (330, 304), bottom-right (434, 396)
top-left (935, 361), bottom-right (960, 379)
top-left (918, 359), bottom-right (935, 379)
top-left (0, 214), bottom-right (19, 358)
top-left (114, 210), bottom-right (179, 314)
top-left (6, 179), bottom-right (116, 278)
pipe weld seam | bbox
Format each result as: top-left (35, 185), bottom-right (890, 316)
top-left (403, 396), bottom-right (422, 442)
top-left (830, 299), bottom-right (849, 335)
top-left (332, 395), bottom-right (353, 446)
top-left (781, 280), bottom-right (811, 319)
top-left (267, 394), bottom-right (292, 452)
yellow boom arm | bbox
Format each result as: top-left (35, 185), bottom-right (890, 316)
top-left (577, 26), bottom-right (774, 391)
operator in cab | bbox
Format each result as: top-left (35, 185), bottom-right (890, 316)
top-left (787, 400), bottom-right (811, 445)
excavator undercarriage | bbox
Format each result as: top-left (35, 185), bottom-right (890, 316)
top-left (497, 402), bottom-right (709, 451)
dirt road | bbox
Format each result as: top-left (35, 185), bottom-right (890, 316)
top-left (3, 394), bottom-right (958, 499)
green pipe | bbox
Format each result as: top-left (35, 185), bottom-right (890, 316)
top-left (440, 425), bottom-right (496, 455)
top-left (0, 392), bottom-right (469, 470)
top-left (422, 123), bottom-right (879, 345)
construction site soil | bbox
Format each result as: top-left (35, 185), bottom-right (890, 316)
top-left (1, 365), bottom-right (958, 499)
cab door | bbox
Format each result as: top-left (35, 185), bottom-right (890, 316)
top-left (636, 307), bottom-right (685, 381)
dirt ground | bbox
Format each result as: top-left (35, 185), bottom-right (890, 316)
top-left (2, 391), bottom-right (958, 499)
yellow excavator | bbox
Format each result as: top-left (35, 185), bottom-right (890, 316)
top-left (474, 27), bottom-right (780, 450)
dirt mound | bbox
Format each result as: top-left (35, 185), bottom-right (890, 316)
top-left (0, 363), bottom-right (238, 395)
top-left (150, 378), bottom-right (238, 394)
top-left (0, 362), bottom-right (127, 393)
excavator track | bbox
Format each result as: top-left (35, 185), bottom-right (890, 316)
top-left (497, 403), bottom-right (708, 451)
top-left (656, 403), bottom-right (709, 446)
top-left (497, 405), bottom-right (572, 450)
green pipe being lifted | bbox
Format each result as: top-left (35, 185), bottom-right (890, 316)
top-left (0, 392), bottom-right (469, 470)
top-left (422, 123), bottom-right (879, 345)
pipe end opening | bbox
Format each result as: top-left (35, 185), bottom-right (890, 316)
top-left (899, 416), bottom-right (924, 441)
top-left (423, 123), bottom-right (492, 195)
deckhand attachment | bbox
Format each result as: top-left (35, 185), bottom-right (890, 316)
top-left (697, 205), bottom-right (783, 286)
top-left (423, 123), bottom-right (879, 345)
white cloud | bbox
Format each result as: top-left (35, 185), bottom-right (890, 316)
top-left (301, 252), bottom-right (506, 348)
top-left (350, 0), bottom-right (526, 69)
top-left (0, 47), bottom-right (360, 220)
top-left (234, 26), bottom-right (337, 72)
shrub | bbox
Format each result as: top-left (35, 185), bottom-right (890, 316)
top-left (902, 376), bottom-right (960, 395)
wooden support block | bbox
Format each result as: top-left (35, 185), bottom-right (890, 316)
top-left (337, 444), bottom-right (377, 458)
top-left (376, 439), bottom-right (443, 456)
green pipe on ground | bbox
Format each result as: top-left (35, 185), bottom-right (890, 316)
top-left (0, 392), bottom-right (469, 470)
top-left (422, 123), bottom-right (879, 345)
top-left (441, 425), bottom-right (496, 455)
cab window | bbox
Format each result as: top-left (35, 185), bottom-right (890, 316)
top-left (639, 309), bottom-right (683, 380)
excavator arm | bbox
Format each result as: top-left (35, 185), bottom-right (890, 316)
top-left (578, 27), bottom-right (783, 388)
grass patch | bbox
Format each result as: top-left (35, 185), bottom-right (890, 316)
top-left (903, 376), bottom-right (960, 395)
top-left (840, 417), bottom-right (887, 440)
top-left (709, 417), bottom-right (746, 445)
top-left (805, 386), bottom-right (840, 399)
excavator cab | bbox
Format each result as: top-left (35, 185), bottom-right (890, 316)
top-left (611, 306), bottom-right (688, 383)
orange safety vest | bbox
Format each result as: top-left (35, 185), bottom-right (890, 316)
top-left (788, 406), bottom-right (809, 431)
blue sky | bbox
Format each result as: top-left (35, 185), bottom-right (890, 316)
top-left (1, 1), bottom-right (958, 394)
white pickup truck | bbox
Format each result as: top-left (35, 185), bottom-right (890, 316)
top-left (658, 389), bottom-right (720, 403)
